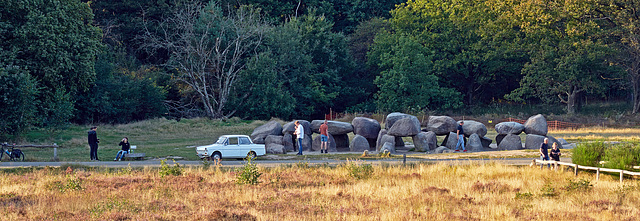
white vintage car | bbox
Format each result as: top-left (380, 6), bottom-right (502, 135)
top-left (196, 135), bottom-right (266, 160)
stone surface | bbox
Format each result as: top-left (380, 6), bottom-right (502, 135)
top-left (283, 133), bottom-right (294, 152)
top-left (395, 136), bottom-right (405, 147)
top-left (495, 122), bottom-right (525, 135)
top-left (282, 120), bottom-right (312, 135)
top-left (333, 134), bottom-right (350, 150)
top-left (466, 134), bottom-right (483, 152)
top-left (557, 138), bottom-right (569, 145)
top-left (412, 131), bottom-right (437, 152)
top-left (480, 136), bottom-right (493, 149)
top-left (266, 144), bottom-right (285, 154)
top-left (310, 120), bottom-right (354, 135)
top-left (380, 142), bottom-right (396, 154)
top-left (445, 132), bottom-right (465, 149)
top-left (498, 134), bottom-right (523, 150)
top-left (377, 135), bottom-right (396, 151)
top-left (388, 117), bottom-right (421, 137)
top-left (495, 134), bottom-right (506, 146)
top-left (384, 112), bottom-right (417, 130)
top-left (427, 116), bottom-right (458, 136)
top-left (547, 135), bottom-right (564, 149)
top-left (265, 135), bottom-right (283, 145)
top-left (524, 114), bottom-right (548, 136)
top-left (251, 121), bottom-right (283, 144)
top-left (312, 133), bottom-right (337, 152)
top-left (352, 117), bottom-right (381, 139)
top-left (376, 129), bottom-right (388, 150)
top-left (458, 120), bottom-right (488, 137)
top-left (350, 135), bottom-right (371, 152)
top-left (435, 146), bottom-right (453, 154)
top-left (525, 134), bottom-right (546, 149)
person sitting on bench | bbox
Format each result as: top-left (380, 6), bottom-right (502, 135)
top-left (114, 137), bottom-right (131, 161)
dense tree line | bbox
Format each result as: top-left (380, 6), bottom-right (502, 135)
top-left (1, 0), bottom-right (639, 140)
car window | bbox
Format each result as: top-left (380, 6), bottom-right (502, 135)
top-left (215, 137), bottom-right (227, 144)
top-left (239, 137), bottom-right (251, 145)
top-left (228, 137), bottom-right (238, 145)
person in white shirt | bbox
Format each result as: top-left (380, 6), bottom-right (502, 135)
top-left (294, 121), bottom-right (304, 155)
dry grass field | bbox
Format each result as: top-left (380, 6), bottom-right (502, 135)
top-left (1, 162), bottom-right (638, 220)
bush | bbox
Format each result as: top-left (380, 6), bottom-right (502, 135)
top-left (236, 157), bottom-right (262, 185)
top-left (159, 160), bottom-right (183, 177)
top-left (603, 143), bottom-right (640, 170)
top-left (572, 142), bottom-right (606, 167)
top-left (345, 161), bottom-right (374, 180)
top-left (563, 179), bottom-right (592, 192)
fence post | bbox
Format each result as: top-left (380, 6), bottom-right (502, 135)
top-left (53, 147), bottom-right (58, 161)
top-left (620, 171), bottom-right (624, 183)
top-left (596, 168), bottom-right (600, 181)
top-left (403, 154), bottom-right (406, 165)
top-left (574, 165), bottom-right (578, 176)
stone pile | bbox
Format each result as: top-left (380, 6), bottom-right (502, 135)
top-left (494, 114), bottom-right (563, 151)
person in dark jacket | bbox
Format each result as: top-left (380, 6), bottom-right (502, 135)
top-left (88, 126), bottom-right (100, 161)
top-left (114, 137), bottom-right (131, 161)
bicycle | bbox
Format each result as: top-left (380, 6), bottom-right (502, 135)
top-left (1, 143), bottom-right (25, 162)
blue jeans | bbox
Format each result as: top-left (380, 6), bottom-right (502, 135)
top-left (297, 138), bottom-right (303, 155)
top-left (115, 150), bottom-right (129, 161)
top-left (540, 155), bottom-right (550, 169)
top-left (455, 135), bottom-right (465, 150)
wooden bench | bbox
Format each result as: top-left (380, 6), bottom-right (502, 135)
top-left (123, 145), bottom-right (145, 160)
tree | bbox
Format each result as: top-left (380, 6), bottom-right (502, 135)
top-left (504, 0), bottom-right (621, 114)
top-left (368, 32), bottom-right (462, 112)
top-left (0, 68), bottom-right (39, 140)
top-left (142, 1), bottom-right (268, 119)
top-left (0, 0), bottom-right (102, 133)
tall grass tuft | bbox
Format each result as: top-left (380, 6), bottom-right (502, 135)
top-left (235, 157), bottom-right (262, 185)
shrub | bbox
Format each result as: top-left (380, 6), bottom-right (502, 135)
top-left (572, 142), bottom-right (606, 166)
top-left (563, 179), bottom-right (592, 192)
top-left (345, 161), bottom-right (374, 180)
top-left (159, 160), bottom-right (183, 177)
top-left (514, 192), bottom-right (533, 200)
top-left (603, 143), bottom-right (640, 170)
top-left (540, 182), bottom-right (557, 197)
top-left (236, 157), bottom-right (262, 185)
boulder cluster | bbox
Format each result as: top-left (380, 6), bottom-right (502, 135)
top-left (250, 113), bottom-right (561, 154)
top-left (495, 114), bottom-right (563, 150)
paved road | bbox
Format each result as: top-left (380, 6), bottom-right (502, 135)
top-left (0, 157), bottom-right (572, 168)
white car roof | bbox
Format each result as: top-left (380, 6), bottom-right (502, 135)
top-left (220, 135), bottom-right (250, 138)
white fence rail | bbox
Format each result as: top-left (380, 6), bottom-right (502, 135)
top-left (533, 159), bottom-right (640, 183)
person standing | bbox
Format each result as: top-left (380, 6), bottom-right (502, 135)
top-left (88, 126), bottom-right (100, 161)
top-left (114, 137), bottom-right (131, 161)
top-left (550, 142), bottom-right (561, 161)
top-left (294, 121), bottom-right (305, 155)
top-left (455, 121), bottom-right (467, 152)
top-left (539, 138), bottom-right (550, 169)
top-left (319, 119), bottom-right (329, 153)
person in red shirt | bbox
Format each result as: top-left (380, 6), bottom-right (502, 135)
top-left (319, 119), bottom-right (329, 153)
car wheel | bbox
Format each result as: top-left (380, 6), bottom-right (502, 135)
top-left (212, 152), bottom-right (222, 161)
top-left (247, 151), bottom-right (257, 160)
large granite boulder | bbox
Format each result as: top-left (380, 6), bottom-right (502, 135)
top-left (293, 135), bottom-right (313, 151)
top-left (283, 133), bottom-right (294, 152)
top-left (557, 138), bottom-right (569, 145)
top-left (546, 135), bottom-right (563, 149)
top-left (427, 116), bottom-right (457, 136)
top-left (310, 120), bottom-right (354, 135)
top-left (445, 132), bottom-right (463, 149)
top-left (282, 120), bottom-right (312, 135)
top-left (380, 142), bottom-right (396, 154)
top-left (352, 117), bottom-right (381, 139)
top-left (525, 134), bottom-right (546, 149)
top-left (388, 117), bottom-right (421, 137)
top-left (466, 134), bottom-right (483, 152)
top-left (265, 135), bottom-right (286, 154)
top-left (524, 114), bottom-right (548, 136)
top-left (412, 131), bottom-right (437, 152)
top-left (495, 122), bottom-right (525, 135)
top-left (376, 129), bottom-right (388, 150)
top-left (377, 135), bottom-right (396, 151)
top-left (498, 134), bottom-right (522, 150)
top-left (251, 121), bottom-right (283, 144)
top-left (350, 135), bottom-right (371, 152)
top-left (458, 120), bottom-right (488, 137)
top-left (265, 135), bottom-right (283, 146)
top-left (312, 133), bottom-right (337, 152)
top-left (384, 112), bottom-right (417, 130)
top-left (496, 134), bottom-right (506, 146)
top-left (480, 136), bottom-right (493, 149)
top-left (266, 145), bottom-right (285, 154)
top-left (333, 134), bottom-right (350, 150)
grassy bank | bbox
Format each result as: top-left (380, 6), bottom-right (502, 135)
top-left (0, 162), bottom-right (638, 220)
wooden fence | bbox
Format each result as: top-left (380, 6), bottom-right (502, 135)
top-left (504, 118), bottom-right (582, 130)
top-left (533, 159), bottom-right (640, 183)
